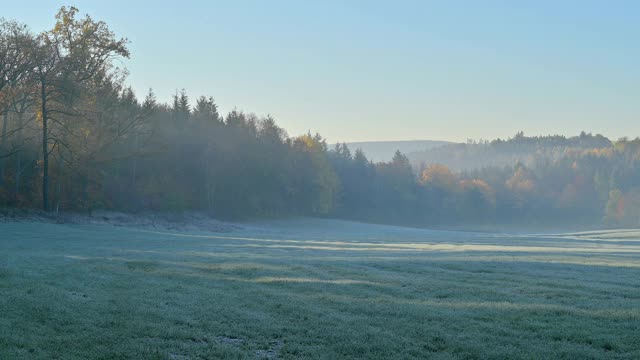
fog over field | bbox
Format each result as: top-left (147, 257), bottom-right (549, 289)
top-left (1, 7), bottom-right (640, 229)
top-left (1, 218), bottom-right (639, 359)
top-left (2, 3), bottom-right (640, 360)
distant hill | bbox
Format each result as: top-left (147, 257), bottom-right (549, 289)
top-left (343, 140), bottom-right (453, 162)
top-left (407, 132), bottom-right (612, 171)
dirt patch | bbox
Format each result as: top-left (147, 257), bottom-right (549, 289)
top-left (255, 340), bottom-right (284, 359)
top-left (216, 336), bottom-right (244, 346)
top-left (66, 291), bottom-right (90, 301)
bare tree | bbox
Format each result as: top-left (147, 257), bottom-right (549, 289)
top-left (0, 19), bottom-right (33, 192)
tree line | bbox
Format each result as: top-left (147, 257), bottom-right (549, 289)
top-left (1, 7), bottom-right (639, 227)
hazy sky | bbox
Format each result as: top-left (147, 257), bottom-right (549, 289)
top-left (4, 1), bottom-right (639, 142)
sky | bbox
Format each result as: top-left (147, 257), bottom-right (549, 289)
top-left (2, 0), bottom-right (639, 143)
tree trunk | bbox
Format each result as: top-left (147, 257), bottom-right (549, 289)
top-left (131, 134), bottom-right (138, 204)
top-left (84, 163), bottom-right (91, 214)
top-left (14, 111), bottom-right (24, 202)
top-left (54, 145), bottom-right (63, 214)
top-left (14, 152), bottom-right (21, 201)
top-left (0, 110), bottom-right (8, 188)
top-left (13, 101), bottom-right (26, 205)
top-left (204, 150), bottom-right (215, 212)
top-left (41, 80), bottom-right (49, 211)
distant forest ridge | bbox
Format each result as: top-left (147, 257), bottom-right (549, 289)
top-left (2, 7), bottom-right (640, 229)
top-left (342, 140), bottom-right (453, 162)
top-left (407, 131), bottom-right (615, 171)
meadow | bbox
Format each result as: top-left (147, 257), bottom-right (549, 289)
top-left (1, 218), bottom-right (639, 359)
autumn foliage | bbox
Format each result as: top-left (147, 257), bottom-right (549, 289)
top-left (1, 8), bottom-right (640, 227)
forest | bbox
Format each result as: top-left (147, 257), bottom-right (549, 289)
top-left (1, 7), bottom-right (639, 228)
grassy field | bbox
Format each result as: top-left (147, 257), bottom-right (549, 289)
top-left (1, 218), bottom-right (639, 359)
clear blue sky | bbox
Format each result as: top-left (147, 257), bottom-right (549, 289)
top-left (3, 1), bottom-right (639, 142)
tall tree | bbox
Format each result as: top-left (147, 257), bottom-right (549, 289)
top-left (32, 6), bottom-right (129, 210)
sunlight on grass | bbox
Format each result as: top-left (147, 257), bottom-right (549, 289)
top-left (3, 220), bottom-right (640, 359)
top-left (217, 242), bottom-right (640, 254)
